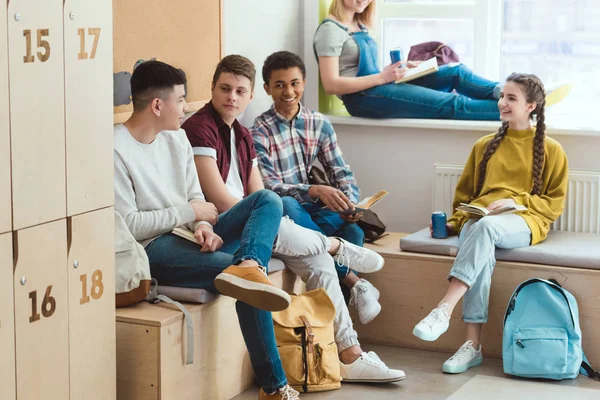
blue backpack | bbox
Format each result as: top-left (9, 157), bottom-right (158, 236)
top-left (503, 278), bottom-right (600, 381)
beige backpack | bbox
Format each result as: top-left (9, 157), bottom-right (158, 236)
top-left (272, 288), bottom-right (341, 393)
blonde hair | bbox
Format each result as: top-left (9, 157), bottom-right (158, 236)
top-left (329, 0), bottom-right (375, 28)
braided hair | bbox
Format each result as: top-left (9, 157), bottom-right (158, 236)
top-left (475, 73), bottom-right (547, 197)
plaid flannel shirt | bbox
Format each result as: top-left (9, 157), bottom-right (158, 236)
top-left (250, 103), bottom-right (359, 204)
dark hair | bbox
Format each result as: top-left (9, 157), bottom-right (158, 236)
top-left (262, 51), bottom-right (306, 84)
top-left (475, 73), bottom-right (547, 197)
top-left (130, 61), bottom-right (186, 111)
top-left (212, 55), bottom-right (256, 90)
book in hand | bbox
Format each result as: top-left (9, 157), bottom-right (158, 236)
top-left (395, 57), bottom-right (439, 84)
top-left (327, 190), bottom-right (389, 215)
top-left (172, 227), bottom-right (199, 244)
top-left (456, 202), bottom-right (527, 217)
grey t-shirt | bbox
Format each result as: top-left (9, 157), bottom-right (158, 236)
top-left (313, 19), bottom-right (363, 79)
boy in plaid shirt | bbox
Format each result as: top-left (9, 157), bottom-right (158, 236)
top-left (251, 51), bottom-right (382, 325)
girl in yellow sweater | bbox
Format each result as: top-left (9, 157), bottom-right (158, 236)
top-left (412, 73), bottom-right (568, 374)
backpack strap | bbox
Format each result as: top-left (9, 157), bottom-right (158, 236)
top-left (146, 279), bottom-right (195, 365)
top-left (300, 316), bottom-right (315, 354)
top-left (581, 353), bottom-right (600, 381)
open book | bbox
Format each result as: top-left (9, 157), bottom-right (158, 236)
top-left (456, 202), bottom-right (527, 217)
top-left (395, 57), bottom-right (439, 84)
top-left (172, 227), bottom-right (199, 244)
top-left (327, 190), bottom-right (389, 215)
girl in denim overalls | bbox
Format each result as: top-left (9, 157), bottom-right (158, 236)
top-left (314, 0), bottom-right (506, 120)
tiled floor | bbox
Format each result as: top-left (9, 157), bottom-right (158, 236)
top-left (231, 345), bottom-right (600, 400)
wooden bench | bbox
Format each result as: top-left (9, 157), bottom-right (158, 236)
top-left (358, 232), bottom-right (600, 366)
top-left (115, 269), bottom-right (304, 400)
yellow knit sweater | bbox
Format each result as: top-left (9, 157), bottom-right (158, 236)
top-left (447, 127), bottom-right (568, 245)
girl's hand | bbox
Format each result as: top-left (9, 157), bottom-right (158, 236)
top-left (380, 61), bottom-right (406, 84)
top-left (406, 60), bottom-right (422, 68)
top-left (487, 198), bottom-right (517, 211)
top-left (429, 221), bottom-right (457, 237)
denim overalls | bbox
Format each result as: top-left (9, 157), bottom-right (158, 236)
top-left (317, 19), bottom-right (501, 120)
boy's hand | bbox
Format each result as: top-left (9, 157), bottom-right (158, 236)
top-left (308, 185), bottom-right (354, 213)
top-left (194, 225), bottom-right (223, 252)
top-left (341, 211), bottom-right (362, 223)
top-left (190, 200), bottom-right (218, 225)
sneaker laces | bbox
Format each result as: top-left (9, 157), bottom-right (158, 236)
top-left (359, 352), bottom-right (387, 368)
top-left (277, 385), bottom-right (299, 400)
top-left (449, 341), bottom-right (476, 364)
top-left (349, 281), bottom-right (369, 308)
top-left (334, 239), bottom-right (364, 269)
top-left (422, 305), bottom-right (449, 328)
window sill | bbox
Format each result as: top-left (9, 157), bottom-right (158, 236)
top-left (326, 115), bottom-right (600, 137)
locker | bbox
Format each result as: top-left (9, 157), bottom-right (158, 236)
top-left (68, 207), bottom-right (116, 400)
top-left (64, 0), bottom-right (114, 216)
top-left (0, 233), bottom-right (16, 400)
top-left (0, 0), bottom-right (11, 233)
top-left (13, 219), bottom-right (69, 399)
top-left (8, 0), bottom-right (66, 230)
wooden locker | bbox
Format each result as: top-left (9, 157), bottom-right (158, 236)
top-left (68, 207), bottom-right (116, 400)
top-left (0, 0), bottom-right (11, 234)
top-left (7, 0), bottom-right (66, 230)
top-left (0, 233), bottom-right (16, 400)
top-left (13, 219), bottom-right (69, 400)
top-left (64, 0), bottom-right (114, 216)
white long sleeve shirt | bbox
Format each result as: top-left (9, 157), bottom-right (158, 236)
top-left (114, 124), bottom-right (205, 246)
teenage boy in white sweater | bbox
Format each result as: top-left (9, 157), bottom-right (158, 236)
top-left (113, 60), bottom-right (298, 399)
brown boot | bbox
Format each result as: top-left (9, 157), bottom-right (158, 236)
top-left (214, 265), bottom-right (290, 311)
top-left (258, 385), bottom-right (300, 399)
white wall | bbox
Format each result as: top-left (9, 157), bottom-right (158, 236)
top-left (223, 0), bottom-right (304, 126)
top-left (334, 124), bottom-right (600, 233)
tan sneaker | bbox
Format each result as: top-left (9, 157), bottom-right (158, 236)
top-left (214, 265), bottom-right (291, 312)
top-left (259, 385), bottom-right (300, 399)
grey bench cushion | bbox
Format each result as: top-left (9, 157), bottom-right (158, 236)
top-left (156, 258), bottom-right (287, 304)
top-left (400, 228), bottom-right (600, 270)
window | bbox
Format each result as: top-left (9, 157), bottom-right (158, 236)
top-left (379, 0), bottom-right (600, 128)
top-left (500, 0), bottom-right (600, 128)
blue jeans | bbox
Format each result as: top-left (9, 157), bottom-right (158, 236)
top-left (281, 196), bottom-right (364, 279)
top-left (342, 64), bottom-right (501, 120)
top-left (145, 190), bottom-right (287, 393)
top-left (450, 214), bottom-right (532, 323)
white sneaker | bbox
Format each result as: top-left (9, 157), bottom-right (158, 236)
top-left (333, 239), bottom-right (384, 274)
top-left (442, 340), bottom-right (483, 374)
top-left (412, 303), bottom-right (450, 341)
top-left (350, 279), bottom-right (381, 324)
top-left (341, 351), bottom-right (406, 383)
top-left (259, 384), bottom-right (300, 399)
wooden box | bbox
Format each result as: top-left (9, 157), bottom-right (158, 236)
top-left (116, 269), bottom-right (303, 400)
top-left (358, 233), bottom-right (600, 367)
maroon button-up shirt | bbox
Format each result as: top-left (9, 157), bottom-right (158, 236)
top-left (182, 101), bottom-right (257, 197)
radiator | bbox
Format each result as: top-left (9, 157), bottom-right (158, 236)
top-left (433, 163), bottom-right (600, 234)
